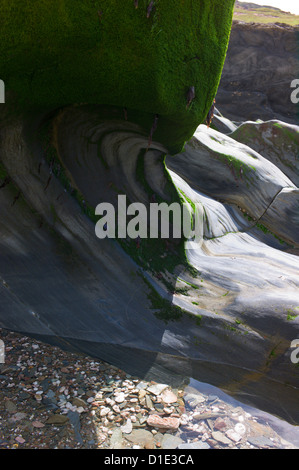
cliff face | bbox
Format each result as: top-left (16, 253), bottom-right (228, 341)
top-left (217, 21), bottom-right (299, 124)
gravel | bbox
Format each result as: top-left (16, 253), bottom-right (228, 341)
top-left (0, 328), bottom-right (297, 449)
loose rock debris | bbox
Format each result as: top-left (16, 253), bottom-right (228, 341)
top-left (0, 328), bottom-right (297, 449)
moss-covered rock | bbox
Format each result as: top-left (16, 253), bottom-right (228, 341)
top-left (0, 0), bottom-right (235, 153)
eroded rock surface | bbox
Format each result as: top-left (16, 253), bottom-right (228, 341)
top-left (217, 21), bottom-right (299, 124)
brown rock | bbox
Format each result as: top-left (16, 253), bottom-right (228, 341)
top-left (46, 414), bottom-right (69, 425)
top-left (72, 397), bottom-right (87, 408)
top-left (161, 389), bottom-right (178, 404)
top-left (144, 442), bottom-right (155, 449)
top-left (206, 438), bottom-right (217, 447)
top-left (212, 431), bottom-right (232, 445)
top-left (32, 421), bottom-right (45, 428)
top-left (5, 400), bottom-right (17, 413)
top-left (147, 414), bottom-right (180, 431)
top-left (214, 417), bottom-right (228, 431)
top-left (138, 390), bottom-right (147, 399)
top-left (248, 420), bottom-right (275, 438)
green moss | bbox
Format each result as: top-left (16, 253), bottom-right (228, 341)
top-left (256, 223), bottom-right (270, 235)
top-left (287, 308), bottom-right (299, 321)
top-left (174, 286), bottom-right (190, 296)
top-left (178, 188), bottom-right (198, 232)
top-left (215, 152), bottom-right (256, 180)
top-left (225, 325), bottom-right (237, 332)
top-left (187, 266), bottom-right (201, 279)
top-left (0, 162), bottom-right (8, 179)
top-left (241, 212), bottom-right (294, 248)
top-left (50, 204), bottom-right (58, 224)
top-left (269, 348), bottom-right (276, 358)
top-left (140, 274), bottom-right (184, 323)
top-left (266, 343), bottom-right (282, 366)
top-left (0, 0), bottom-right (235, 153)
top-left (255, 223), bottom-right (292, 247)
top-left (178, 277), bottom-right (200, 290)
top-left (137, 272), bottom-right (208, 325)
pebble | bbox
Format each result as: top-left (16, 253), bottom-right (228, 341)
top-left (125, 429), bottom-right (155, 447)
top-left (110, 428), bottom-right (123, 449)
top-left (226, 429), bottom-right (242, 442)
top-left (247, 436), bottom-right (277, 448)
top-left (0, 327), bottom-right (297, 450)
top-left (234, 422), bottom-right (246, 435)
top-left (121, 418), bottom-right (133, 434)
top-left (212, 431), bottom-right (232, 445)
top-left (32, 421), bottom-right (45, 428)
top-left (161, 434), bottom-right (184, 449)
top-left (100, 407), bottom-right (110, 417)
top-left (147, 383), bottom-right (168, 396)
top-left (9, 412), bottom-right (27, 423)
top-left (145, 395), bottom-right (154, 410)
top-left (178, 441), bottom-right (211, 450)
top-left (114, 392), bottom-right (126, 403)
top-left (147, 414), bottom-right (180, 431)
top-left (161, 389), bottom-right (178, 404)
top-left (5, 401), bottom-right (17, 413)
top-left (46, 414), bottom-right (69, 425)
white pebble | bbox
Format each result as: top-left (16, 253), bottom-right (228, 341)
top-left (112, 405), bottom-right (120, 414)
top-left (114, 392), bottom-right (126, 403)
top-left (100, 407), bottom-right (110, 417)
top-left (234, 423), bottom-right (246, 435)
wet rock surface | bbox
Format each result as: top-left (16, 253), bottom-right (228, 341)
top-left (0, 328), bottom-right (297, 449)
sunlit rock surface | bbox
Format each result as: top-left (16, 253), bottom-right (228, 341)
top-left (0, 107), bottom-right (298, 424)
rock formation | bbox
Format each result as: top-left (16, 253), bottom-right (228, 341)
top-left (0, 1), bottom-right (299, 424)
top-left (0, 0), bottom-right (234, 154)
top-left (217, 21), bottom-right (299, 124)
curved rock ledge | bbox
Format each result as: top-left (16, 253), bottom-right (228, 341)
top-left (0, 107), bottom-right (298, 424)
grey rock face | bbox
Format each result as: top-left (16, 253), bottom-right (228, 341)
top-left (0, 105), bottom-right (298, 425)
top-left (217, 22), bottom-right (299, 124)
